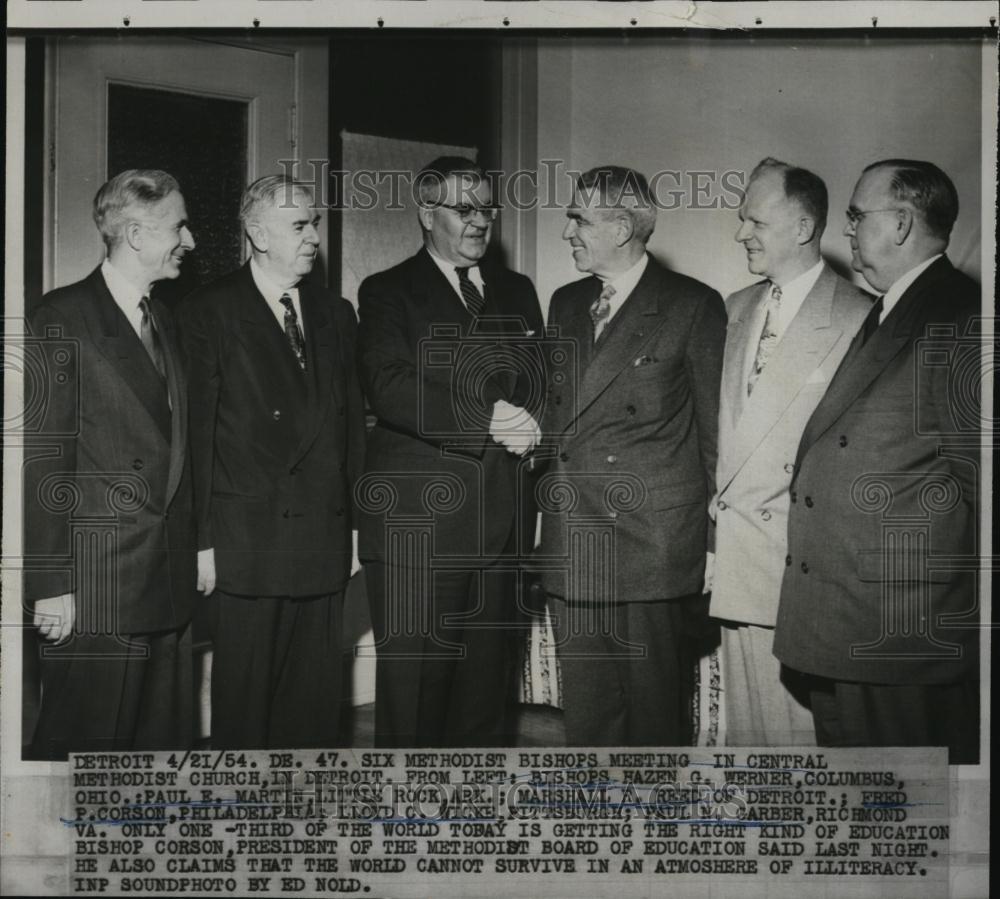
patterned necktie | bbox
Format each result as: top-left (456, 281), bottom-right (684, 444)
top-left (456, 266), bottom-right (486, 317)
top-left (590, 282), bottom-right (616, 343)
top-left (747, 283), bottom-right (781, 396)
top-left (138, 296), bottom-right (167, 380)
top-left (279, 293), bottom-right (307, 371)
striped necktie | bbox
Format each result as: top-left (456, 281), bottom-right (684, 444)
top-left (456, 267), bottom-right (486, 317)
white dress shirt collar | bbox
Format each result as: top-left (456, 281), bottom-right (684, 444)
top-left (100, 258), bottom-right (147, 339)
top-left (769, 258), bottom-right (825, 340)
top-left (879, 254), bottom-right (943, 324)
top-left (598, 252), bottom-right (649, 325)
top-left (427, 246), bottom-right (486, 307)
top-left (250, 257), bottom-right (304, 335)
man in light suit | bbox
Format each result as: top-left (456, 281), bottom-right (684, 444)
top-left (709, 158), bottom-right (871, 745)
top-left (180, 175), bottom-right (365, 749)
top-left (774, 159), bottom-right (980, 763)
top-left (538, 166), bottom-right (726, 745)
top-left (357, 157), bottom-right (544, 747)
top-left (24, 169), bottom-right (197, 759)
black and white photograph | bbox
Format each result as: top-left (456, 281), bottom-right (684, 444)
top-left (2, 1), bottom-right (994, 896)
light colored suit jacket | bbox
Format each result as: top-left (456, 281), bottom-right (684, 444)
top-left (710, 264), bottom-right (871, 626)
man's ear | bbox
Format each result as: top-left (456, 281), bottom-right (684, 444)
top-left (417, 205), bottom-right (435, 233)
top-left (124, 220), bottom-right (144, 252)
top-left (796, 216), bottom-right (818, 245)
top-left (245, 221), bottom-right (267, 254)
top-left (894, 208), bottom-right (914, 246)
top-left (615, 214), bottom-right (635, 247)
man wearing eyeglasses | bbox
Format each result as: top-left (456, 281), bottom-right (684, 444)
top-left (774, 159), bottom-right (981, 763)
top-left (357, 156), bottom-right (544, 746)
top-left (710, 158), bottom-right (871, 747)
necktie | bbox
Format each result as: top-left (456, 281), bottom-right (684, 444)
top-left (456, 267), bottom-right (486, 317)
top-left (279, 293), bottom-right (307, 371)
top-left (138, 296), bottom-right (166, 380)
top-left (590, 282), bottom-right (616, 343)
top-left (747, 283), bottom-right (781, 396)
top-left (860, 296), bottom-right (885, 347)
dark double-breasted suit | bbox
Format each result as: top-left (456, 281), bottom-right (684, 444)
top-left (357, 247), bottom-right (544, 746)
top-left (774, 256), bottom-right (980, 761)
top-left (180, 263), bottom-right (365, 748)
top-left (24, 266), bottom-right (196, 758)
top-left (538, 256), bottom-right (726, 744)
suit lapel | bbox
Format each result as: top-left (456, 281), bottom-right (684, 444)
top-left (719, 282), bottom-right (765, 437)
top-left (574, 266), bottom-right (662, 422)
top-left (289, 284), bottom-right (343, 465)
top-left (153, 297), bottom-right (187, 508)
top-left (83, 268), bottom-right (172, 442)
top-left (720, 266), bottom-right (842, 488)
top-left (796, 260), bottom-right (948, 464)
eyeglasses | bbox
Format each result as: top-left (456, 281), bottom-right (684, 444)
top-left (845, 208), bottom-right (902, 227)
top-left (432, 202), bottom-right (501, 223)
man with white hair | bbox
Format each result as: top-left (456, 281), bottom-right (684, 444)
top-left (180, 174), bottom-right (365, 749)
top-left (25, 169), bottom-right (197, 758)
top-left (538, 165), bottom-right (726, 745)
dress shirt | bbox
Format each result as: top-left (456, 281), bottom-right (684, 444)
top-left (742, 259), bottom-right (824, 386)
top-left (597, 253), bottom-right (649, 329)
top-left (878, 254), bottom-right (943, 325)
top-left (251, 257), bottom-right (305, 336)
top-left (427, 248), bottom-right (486, 310)
top-left (100, 258), bottom-right (148, 339)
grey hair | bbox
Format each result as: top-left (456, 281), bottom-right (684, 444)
top-left (240, 174), bottom-right (314, 230)
top-left (92, 169), bottom-right (181, 250)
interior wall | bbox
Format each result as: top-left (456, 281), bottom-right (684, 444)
top-left (528, 36), bottom-right (984, 312)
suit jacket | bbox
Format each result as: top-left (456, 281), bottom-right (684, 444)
top-left (710, 265), bottom-right (871, 626)
top-left (774, 256), bottom-right (980, 684)
top-left (23, 266), bottom-right (195, 634)
top-left (356, 248), bottom-right (544, 565)
top-left (538, 256), bottom-right (726, 603)
top-left (179, 263), bottom-right (365, 598)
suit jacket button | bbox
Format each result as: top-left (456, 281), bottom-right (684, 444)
top-left (132, 459), bottom-right (144, 471)
top-left (785, 554), bottom-right (792, 567)
top-left (282, 509), bottom-right (290, 518)
top-left (761, 510), bottom-right (771, 521)
top-left (626, 404), bottom-right (636, 415)
top-left (717, 500), bottom-right (727, 511)
top-left (606, 454), bottom-right (618, 464)
top-left (801, 561), bottom-right (809, 573)
top-left (163, 511), bottom-right (170, 519)
top-left (784, 463), bottom-right (795, 474)
top-left (273, 409), bottom-right (282, 420)
top-left (555, 396), bottom-right (562, 406)
top-left (290, 466), bottom-right (298, 475)
top-left (559, 452), bottom-right (569, 462)
top-left (805, 496), bottom-right (814, 508)
top-left (790, 490), bottom-right (797, 503)
top-left (839, 435), bottom-right (848, 447)
top-left (336, 508), bottom-right (345, 517)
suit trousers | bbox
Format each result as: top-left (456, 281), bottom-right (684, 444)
top-left (210, 590), bottom-right (343, 749)
top-left (720, 622), bottom-right (815, 746)
top-left (550, 595), bottom-right (695, 746)
top-left (366, 557), bottom-right (520, 748)
top-left (30, 624), bottom-right (192, 760)
top-left (808, 677), bottom-right (979, 765)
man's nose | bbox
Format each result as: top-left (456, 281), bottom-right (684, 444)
top-left (181, 226), bottom-right (195, 250)
top-left (562, 219), bottom-right (576, 240)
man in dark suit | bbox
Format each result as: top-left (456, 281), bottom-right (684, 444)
top-left (180, 175), bottom-right (365, 749)
top-left (774, 159), bottom-right (981, 763)
top-left (357, 156), bottom-right (544, 747)
top-left (710, 158), bottom-right (870, 745)
top-left (538, 166), bottom-right (726, 745)
top-left (24, 169), bottom-right (197, 758)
